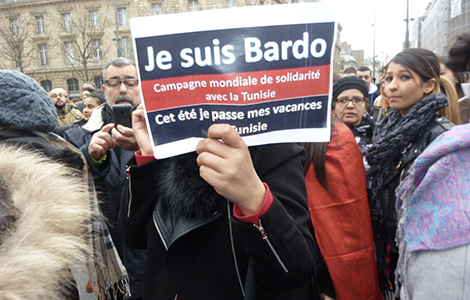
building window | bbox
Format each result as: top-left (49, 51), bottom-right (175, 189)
top-left (188, 0), bottom-right (199, 11)
top-left (120, 37), bottom-right (131, 58)
top-left (10, 19), bottom-right (18, 36)
top-left (67, 78), bottom-right (80, 96)
top-left (93, 76), bottom-right (103, 88)
top-left (62, 13), bottom-right (71, 32)
top-left (13, 46), bottom-right (20, 68)
top-left (92, 39), bottom-right (102, 62)
top-left (152, 3), bottom-right (163, 15)
top-left (39, 44), bottom-right (48, 66)
top-left (90, 10), bottom-right (99, 29)
top-left (36, 16), bottom-right (45, 34)
top-left (226, 0), bottom-right (237, 8)
top-left (118, 8), bottom-right (128, 26)
top-left (41, 80), bottom-right (52, 92)
top-left (65, 42), bottom-right (75, 65)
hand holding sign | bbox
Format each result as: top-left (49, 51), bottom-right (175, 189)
top-left (133, 106), bottom-right (153, 156)
top-left (196, 124), bottom-right (266, 215)
top-left (131, 3), bottom-right (336, 159)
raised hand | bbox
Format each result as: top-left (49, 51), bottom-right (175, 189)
top-left (196, 124), bottom-right (266, 216)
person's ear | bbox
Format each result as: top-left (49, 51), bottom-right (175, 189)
top-left (423, 78), bottom-right (437, 94)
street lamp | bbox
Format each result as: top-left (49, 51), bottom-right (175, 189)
top-left (404, 0), bottom-right (415, 49)
top-left (114, 0), bottom-right (121, 57)
top-left (372, 1), bottom-right (376, 79)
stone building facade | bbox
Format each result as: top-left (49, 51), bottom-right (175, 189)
top-left (411, 0), bottom-right (470, 56)
top-left (0, 0), bottom-right (342, 98)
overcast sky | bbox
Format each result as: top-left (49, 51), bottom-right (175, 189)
top-left (323, 0), bottom-right (432, 64)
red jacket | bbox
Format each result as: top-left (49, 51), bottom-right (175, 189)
top-left (305, 121), bottom-right (382, 300)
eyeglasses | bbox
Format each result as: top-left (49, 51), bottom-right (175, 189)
top-left (105, 78), bottom-right (139, 88)
top-left (50, 93), bottom-right (65, 99)
top-left (335, 97), bottom-right (366, 106)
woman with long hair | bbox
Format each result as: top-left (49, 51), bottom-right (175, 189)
top-left (394, 33), bottom-right (470, 300)
top-left (441, 57), bottom-right (469, 124)
top-left (366, 48), bottom-right (454, 298)
top-left (300, 117), bottom-right (381, 300)
top-left (436, 59), bottom-right (462, 124)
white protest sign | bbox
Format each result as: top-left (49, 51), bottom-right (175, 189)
top-left (131, 2), bottom-right (337, 159)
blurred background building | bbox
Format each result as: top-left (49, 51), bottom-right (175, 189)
top-left (8, 0), bottom-right (468, 94)
top-left (0, 0), bottom-right (345, 97)
top-left (411, 0), bottom-right (470, 56)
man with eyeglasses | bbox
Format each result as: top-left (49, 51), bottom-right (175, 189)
top-left (75, 57), bottom-right (145, 300)
top-left (48, 88), bottom-right (84, 126)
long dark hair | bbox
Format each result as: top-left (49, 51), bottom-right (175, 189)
top-left (445, 32), bottom-right (470, 73)
top-left (299, 117), bottom-right (336, 193)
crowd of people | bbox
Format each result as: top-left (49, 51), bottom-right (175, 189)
top-left (1, 29), bottom-right (470, 300)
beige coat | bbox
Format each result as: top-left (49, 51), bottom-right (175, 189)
top-left (56, 106), bottom-right (84, 126)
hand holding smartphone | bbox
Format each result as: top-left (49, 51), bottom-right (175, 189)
top-left (113, 104), bottom-right (133, 129)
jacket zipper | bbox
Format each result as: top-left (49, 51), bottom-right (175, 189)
top-left (126, 165), bottom-right (132, 218)
top-left (153, 213), bottom-right (169, 250)
top-left (227, 204), bottom-right (245, 297)
top-left (254, 220), bottom-right (289, 273)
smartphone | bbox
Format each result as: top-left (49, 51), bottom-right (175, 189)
top-left (113, 104), bottom-right (133, 128)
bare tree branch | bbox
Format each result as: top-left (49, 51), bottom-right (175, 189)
top-left (50, 0), bottom-right (114, 82)
top-left (0, 5), bottom-right (35, 73)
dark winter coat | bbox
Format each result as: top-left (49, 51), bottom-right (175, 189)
top-left (380, 116), bottom-right (453, 252)
top-left (118, 143), bottom-right (321, 300)
top-left (74, 104), bottom-right (146, 299)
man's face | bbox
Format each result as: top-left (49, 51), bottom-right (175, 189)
top-left (357, 70), bottom-right (373, 90)
top-left (49, 88), bottom-right (67, 109)
top-left (103, 65), bottom-right (141, 109)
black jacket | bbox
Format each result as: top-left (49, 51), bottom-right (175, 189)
top-left (381, 116), bottom-right (453, 252)
top-left (118, 143), bottom-right (321, 300)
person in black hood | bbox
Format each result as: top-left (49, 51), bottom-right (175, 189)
top-left (332, 76), bottom-right (375, 172)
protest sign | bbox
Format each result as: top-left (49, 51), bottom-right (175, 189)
top-left (131, 2), bottom-right (337, 159)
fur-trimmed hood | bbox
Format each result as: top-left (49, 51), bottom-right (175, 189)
top-left (154, 147), bottom-right (262, 220)
top-left (0, 145), bottom-right (93, 300)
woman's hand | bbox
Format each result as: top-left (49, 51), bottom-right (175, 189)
top-left (196, 124), bottom-right (266, 216)
top-left (132, 105), bottom-right (153, 156)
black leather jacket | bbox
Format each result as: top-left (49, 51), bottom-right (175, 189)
top-left (118, 144), bottom-right (321, 300)
top-left (381, 116), bottom-right (453, 252)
